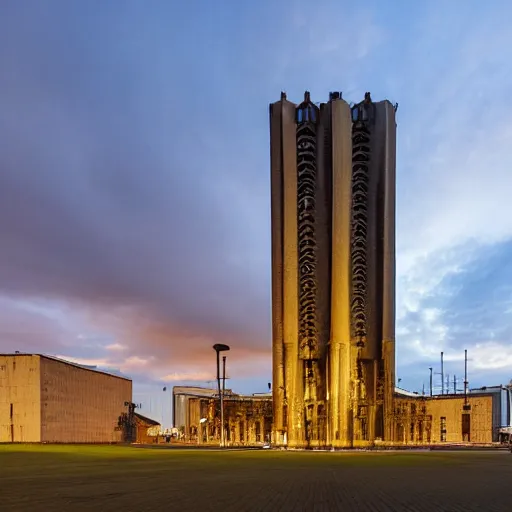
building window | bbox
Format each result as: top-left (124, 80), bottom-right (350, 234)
top-left (426, 416), bottom-right (432, 443)
top-left (418, 421), bottom-right (424, 442)
top-left (410, 422), bottom-right (415, 442)
top-left (10, 403), bottom-right (13, 421)
top-left (440, 416), bottom-right (447, 442)
top-left (317, 405), bottom-right (326, 443)
top-left (361, 418), bottom-right (368, 441)
top-left (239, 421), bottom-right (244, 442)
top-left (255, 421), bottom-right (261, 442)
top-left (397, 423), bottom-right (404, 443)
top-left (462, 413), bottom-right (471, 442)
top-left (296, 105), bottom-right (317, 124)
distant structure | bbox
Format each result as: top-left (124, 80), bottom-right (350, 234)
top-left (0, 353), bottom-right (132, 443)
top-left (173, 386), bottom-right (272, 445)
top-left (394, 385), bottom-right (512, 444)
top-left (133, 412), bottom-right (161, 444)
top-left (269, 91), bottom-right (397, 448)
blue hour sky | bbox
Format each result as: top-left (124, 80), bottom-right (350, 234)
top-left (1, 0), bottom-right (512, 426)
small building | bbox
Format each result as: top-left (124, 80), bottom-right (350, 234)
top-left (172, 386), bottom-right (218, 437)
top-left (0, 353), bottom-right (132, 443)
top-left (173, 386), bottom-right (272, 445)
top-left (393, 385), bottom-right (512, 445)
top-left (470, 385), bottom-right (512, 443)
top-left (134, 412), bottom-right (161, 444)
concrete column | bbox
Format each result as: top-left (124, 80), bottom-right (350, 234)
top-left (329, 99), bottom-right (353, 448)
top-left (380, 101), bottom-right (397, 441)
top-left (270, 101), bottom-right (285, 436)
top-left (281, 99), bottom-right (301, 447)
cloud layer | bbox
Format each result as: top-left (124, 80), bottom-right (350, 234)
top-left (1, 0), bottom-right (512, 413)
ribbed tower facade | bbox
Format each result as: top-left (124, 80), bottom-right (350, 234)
top-left (270, 91), bottom-right (396, 448)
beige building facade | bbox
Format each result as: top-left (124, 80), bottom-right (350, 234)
top-left (173, 386), bottom-right (272, 445)
top-left (393, 392), bottom-right (495, 445)
top-left (173, 386), bottom-right (506, 447)
top-left (0, 354), bottom-right (132, 443)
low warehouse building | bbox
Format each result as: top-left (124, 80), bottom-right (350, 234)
top-left (174, 385), bottom-right (510, 447)
top-left (173, 386), bottom-right (272, 445)
top-left (134, 412), bottom-right (161, 444)
top-left (393, 385), bottom-right (512, 445)
top-left (0, 353), bottom-right (132, 443)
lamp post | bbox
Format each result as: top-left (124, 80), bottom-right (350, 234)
top-left (200, 417), bottom-right (208, 444)
top-left (213, 343), bottom-right (230, 447)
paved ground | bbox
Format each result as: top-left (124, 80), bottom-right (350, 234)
top-left (1, 445), bottom-right (511, 511)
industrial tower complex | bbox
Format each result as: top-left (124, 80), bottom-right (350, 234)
top-left (269, 91), bottom-right (397, 448)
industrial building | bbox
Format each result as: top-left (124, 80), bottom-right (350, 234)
top-left (270, 91), bottom-right (396, 448)
top-left (173, 386), bottom-right (272, 445)
top-left (393, 386), bottom-right (512, 445)
top-left (172, 385), bottom-right (511, 448)
top-left (133, 412), bottom-right (161, 444)
top-left (0, 353), bottom-right (132, 443)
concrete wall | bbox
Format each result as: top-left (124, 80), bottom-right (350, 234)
top-left (394, 395), bottom-right (494, 444)
top-left (0, 355), bottom-right (41, 442)
top-left (428, 396), bottom-right (493, 444)
top-left (175, 391), bottom-right (272, 445)
top-left (173, 387), bottom-right (219, 430)
top-left (40, 356), bottom-right (132, 443)
top-left (173, 393), bottom-right (189, 431)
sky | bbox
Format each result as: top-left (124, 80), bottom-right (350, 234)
top-left (1, 0), bottom-right (512, 427)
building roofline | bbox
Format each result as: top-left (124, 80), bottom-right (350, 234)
top-left (172, 386), bottom-right (272, 401)
top-left (0, 353), bottom-right (132, 382)
top-left (134, 412), bottom-right (160, 426)
top-left (470, 385), bottom-right (507, 392)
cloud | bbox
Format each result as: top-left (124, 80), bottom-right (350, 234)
top-left (105, 343), bottom-right (127, 352)
top-left (161, 372), bottom-right (213, 383)
top-left (382, 1), bottom-right (512, 391)
top-left (0, 0), bottom-right (384, 388)
top-left (1, 0), bottom-right (512, 402)
top-left (0, 2), bottom-right (275, 381)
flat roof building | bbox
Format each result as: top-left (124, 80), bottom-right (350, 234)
top-left (393, 385), bottom-right (512, 445)
top-left (173, 386), bottom-right (272, 445)
top-left (0, 353), bottom-right (132, 443)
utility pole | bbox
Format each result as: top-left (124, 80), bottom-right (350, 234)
top-left (441, 352), bottom-right (444, 395)
top-left (464, 349), bottom-right (470, 410)
top-left (222, 356), bottom-right (227, 446)
top-left (222, 356), bottom-right (227, 396)
top-left (213, 344), bottom-right (230, 448)
top-left (429, 367), bottom-right (433, 396)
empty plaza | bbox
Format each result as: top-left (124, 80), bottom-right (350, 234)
top-left (1, 445), bottom-right (510, 511)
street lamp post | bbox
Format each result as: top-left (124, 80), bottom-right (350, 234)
top-left (199, 417), bottom-right (208, 444)
top-left (213, 343), bottom-right (230, 447)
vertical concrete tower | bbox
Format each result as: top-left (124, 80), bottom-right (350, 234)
top-left (270, 91), bottom-right (396, 448)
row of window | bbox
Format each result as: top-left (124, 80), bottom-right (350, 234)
top-left (295, 102), bottom-right (371, 124)
top-left (398, 414), bottom-right (472, 443)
